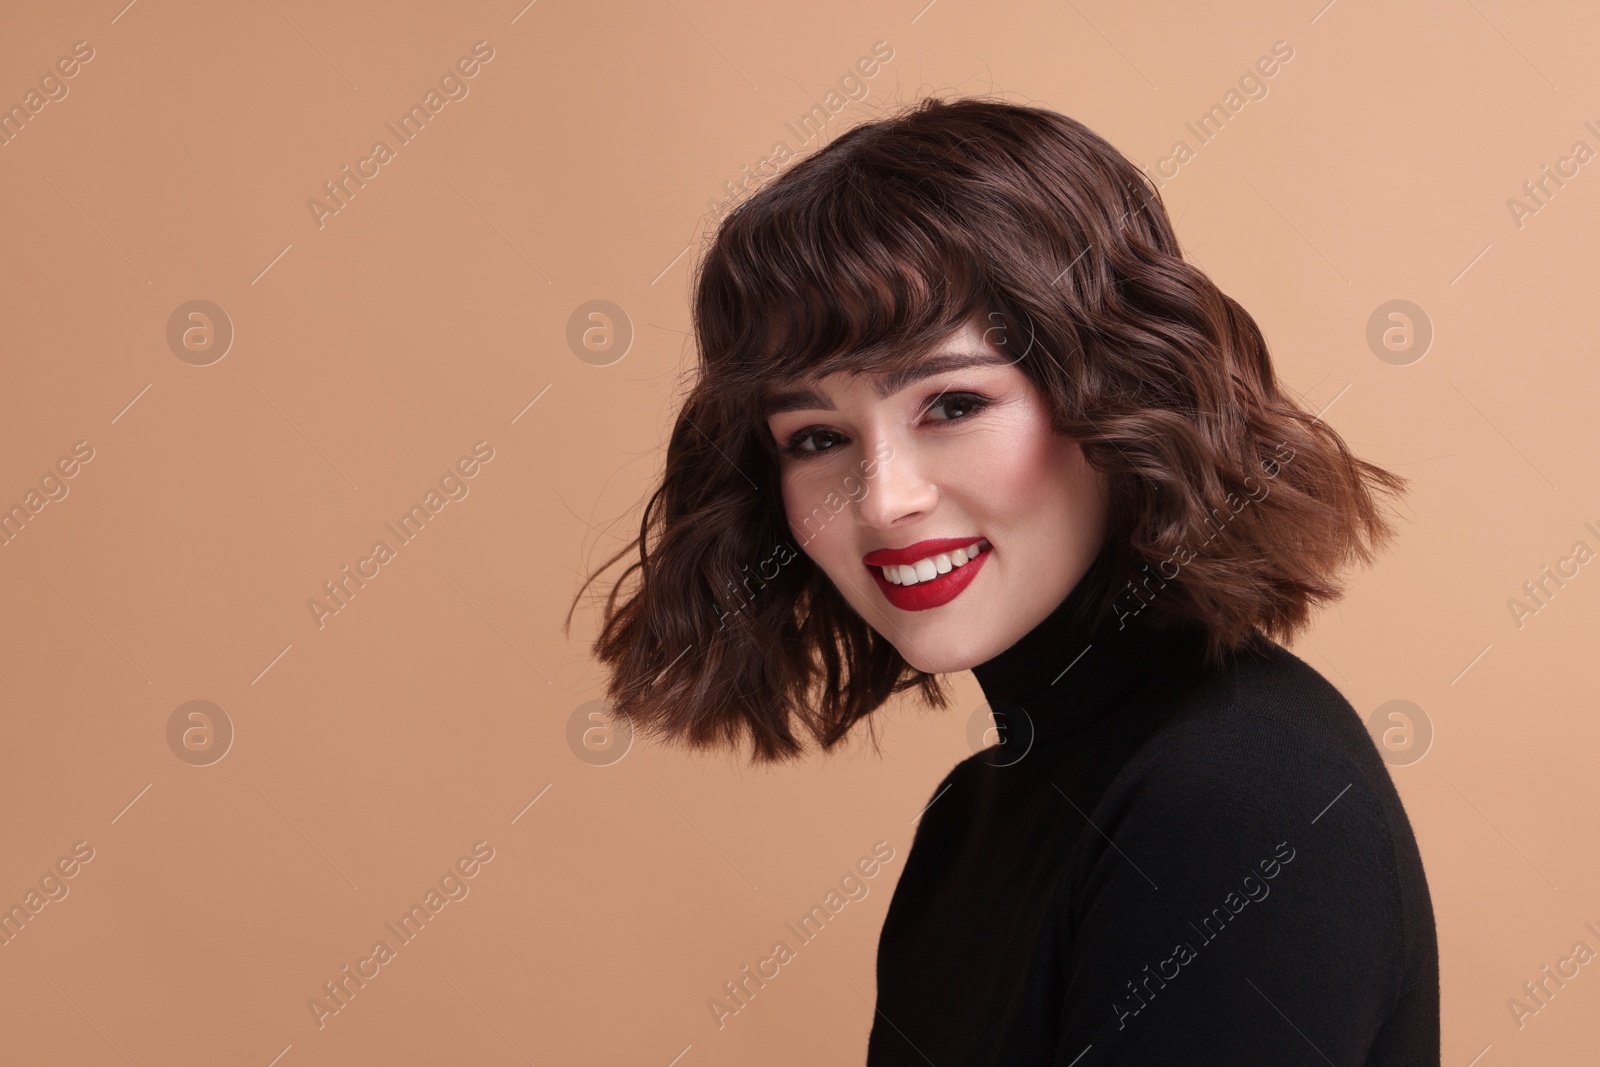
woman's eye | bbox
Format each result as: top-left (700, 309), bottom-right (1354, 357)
top-left (922, 392), bottom-right (990, 421)
top-left (780, 428), bottom-right (844, 458)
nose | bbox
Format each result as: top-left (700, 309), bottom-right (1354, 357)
top-left (854, 429), bottom-right (938, 530)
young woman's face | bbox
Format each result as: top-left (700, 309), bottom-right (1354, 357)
top-left (764, 319), bottom-right (1110, 675)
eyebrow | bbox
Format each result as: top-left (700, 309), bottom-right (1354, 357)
top-left (761, 350), bottom-right (1013, 417)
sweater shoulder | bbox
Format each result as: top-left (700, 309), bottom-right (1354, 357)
top-left (1084, 637), bottom-right (1426, 980)
top-left (1040, 641), bottom-right (1432, 1058)
top-left (1127, 637), bottom-right (1396, 802)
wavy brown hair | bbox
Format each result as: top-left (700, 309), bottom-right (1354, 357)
top-left (568, 95), bottom-right (1406, 765)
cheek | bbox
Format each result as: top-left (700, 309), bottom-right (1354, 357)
top-left (992, 439), bottom-right (1056, 498)
top-left (781, 472), bottom-right (843, 556)
top-left (780, 463), bottom-right (857, 566)
top-left (780, 472), bottom-right (809, 531)
top-left (952, 420), bottom-right (1063, 518)
top-left (959, 415), bottom-right (1099, 559)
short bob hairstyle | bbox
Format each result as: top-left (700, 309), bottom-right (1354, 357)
top-left (572, 95), bottom-right (1406, 765)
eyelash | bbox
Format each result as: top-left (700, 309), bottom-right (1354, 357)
top-left (778, 391), bottom-right (993, 460)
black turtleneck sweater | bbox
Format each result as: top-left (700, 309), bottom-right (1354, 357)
top-left (866, 583), bottom-right (1439, 1065)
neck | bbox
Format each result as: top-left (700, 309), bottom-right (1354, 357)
top-left (969, 580), bottom-right (1214, 741)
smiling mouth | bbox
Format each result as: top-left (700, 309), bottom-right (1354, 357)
top-left (863, 538), bottom-right (993, 612)
top-left (873, 538), bottom-right (991, 586)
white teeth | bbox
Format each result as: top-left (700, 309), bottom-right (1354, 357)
top-left (880, 539), bottom-right (988, 585)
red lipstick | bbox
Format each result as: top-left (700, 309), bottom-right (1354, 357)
top-left (863, 537), bottom-right (991, 611)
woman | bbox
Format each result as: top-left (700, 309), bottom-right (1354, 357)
top-left (574, 96), bottom-right (1438, 1064)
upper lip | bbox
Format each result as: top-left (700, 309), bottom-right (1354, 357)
top-left (862, 537), bottom-right (985, 567)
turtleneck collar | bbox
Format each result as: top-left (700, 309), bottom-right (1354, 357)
top-left (968, 575), bottom-right (1212, 742)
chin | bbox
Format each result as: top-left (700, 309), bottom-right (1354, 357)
top-left (896, 644), bottom-right (978, 676)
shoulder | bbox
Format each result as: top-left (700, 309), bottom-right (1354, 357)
top-left (1051, 639), bottom-right (1432, 1054)
top-left (1071, 635), bottom-right (1420, 964)
top-left (1121, 635), bottom-right (1397, 821)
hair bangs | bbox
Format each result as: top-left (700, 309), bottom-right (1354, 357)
top-left (699, 157), bottom-right (996, 404)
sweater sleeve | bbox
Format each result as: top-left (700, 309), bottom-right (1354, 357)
top-left (1050, 714), bottom-right (1408, 1065)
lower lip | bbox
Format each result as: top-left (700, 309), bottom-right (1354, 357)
top-left (868, 548), bottom-right (991, 611)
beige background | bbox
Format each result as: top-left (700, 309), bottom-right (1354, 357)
top-left (1, 0), bottom-right (1595, 1063)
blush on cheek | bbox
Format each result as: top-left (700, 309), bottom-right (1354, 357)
top-left (965, 415), bottom-right (1062, 504)
top-left (785, 492), bottom-right (843, 553)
